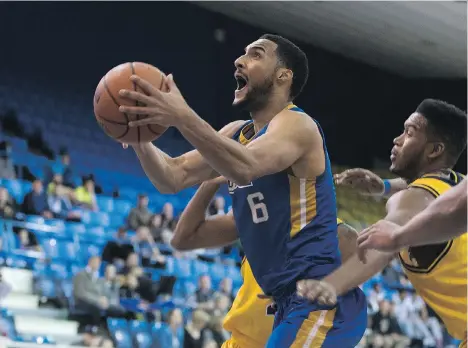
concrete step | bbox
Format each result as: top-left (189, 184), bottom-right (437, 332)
top-left (3, 293), bottom-right (38, 311)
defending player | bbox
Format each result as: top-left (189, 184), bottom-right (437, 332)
top-left (119, 34), bottom-right (367, 346)
top-left (171, 176), bottom-right (360, 348)
top-left (297, 99), bottom-right (468, 347)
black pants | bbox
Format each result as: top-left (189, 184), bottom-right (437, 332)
top-left (76, 300), bottom-right (128, 325)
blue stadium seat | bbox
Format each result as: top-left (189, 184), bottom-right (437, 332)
top-left (82, 211), bottom-right (110, 227)
top-left (192, 260), bottom-right (210, 277)
top-left (3, 179), bottom-right (24, 201)
top-left (183, 280), bottom-right (197, 297)
top-left (174, 258), bottom-right (192, 279)
top-left (108, 318), bottom-right (132, 348)
top-left (226, 265), bottom-right (242, 284)
top-left (60, 241), bottom-right (78, 260)
top-left (108, 213), bottom-right (125, 229)
top-left (209, 263), bottom-right (226, 282)
top-left (97, 196), bottom-right (114, 213)
top-left (35, 278), bottom-right (56, 299)
top-left (41, 238), bottom-right (60, 259)
top-left (65, 222), bottom-right (86, 235)
top-left (81, 243), bottom-right (102, 262)
top-left (50, 262), bottom-right (69, 280)
top-left (25, 215), bottom-right (45, 225)
top-left (114, 199), bottom-right (132, 216)
top-left (5, 254), bottom-right (28, 269)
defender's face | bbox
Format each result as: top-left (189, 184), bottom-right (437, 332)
top-left (390, 113), bottom-right (428, 179)
top-left (233, 39), bottom-right (278, 110)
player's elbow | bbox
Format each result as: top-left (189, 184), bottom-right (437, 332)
top-left (230, 169), bottom-right (255, 186)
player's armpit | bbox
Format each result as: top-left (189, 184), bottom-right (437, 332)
top-left (171, 213), bottom-right (238, 250)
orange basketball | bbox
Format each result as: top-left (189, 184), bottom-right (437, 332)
top-left (93, 62), bottom-right (168, 144)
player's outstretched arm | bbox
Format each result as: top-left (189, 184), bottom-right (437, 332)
top-left (297, 187), bottom-right (435, 305)
top-left (359, 177), bottom-right (467, 253)
top-left (171, 177), bottom-right (238, 251)
top-left (334, 168), bottom-right (407, 198)
top-left (131, 121), bottom-right (245, 194)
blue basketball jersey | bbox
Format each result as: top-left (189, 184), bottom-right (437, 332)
top-left (229, 104), bottom-right (341, 298)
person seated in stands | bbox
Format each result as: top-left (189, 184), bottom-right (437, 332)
top-left (74, 177), bottom-right (98, 211)
top-left (0, 187), bottom-right (17, 219)
top-left (101, 226), bottom-right (134, 267)
top-left (207, 195), bottom-right (226, 217)
top-left (216, 278), bottom-right (235, 304)
top-left (192, 275), bottom-right (215, 312)
top-left (161, 202), bottom-right (178, 230)
top-left (47, 173), bottom-right (81, 221)
top-left (132, 226), bottom-right (165, 268)
top-left (184, 309), bottom-right (211, 348)
top-left (21, 179), bottom-right (53, 218)
top-left (127, 194), bottom-right (152, 230)
top-left (100, 265), bottom-right (124, 312)
top-left (149, 213), bottom-right (164, 242)
top-left (212, 293), bottom-right (231, 318)
top-left (0, 141), bottom-right (15, 180)
top-left (44, 150), bottom-right (76, 189)
top-left (204, 315), bottom-right (230, 347)
top-left (71, 325), bottom-right (114, 348)
top-left (16, 228), bottom-right (41, 252)
top-left (155, 308), bottom-right (184, 348)
top-left (73, 256), bottom-right (126, 326)
top-left (119, 252), bottom-right (158, 304)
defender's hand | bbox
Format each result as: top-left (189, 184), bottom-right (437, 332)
top-left (334, 168), bottom-right (384, 196)
top-left (119, 74), bottom-right (192, 128)
top-left (297, 279), bottom-right (337, 306)
top-left (357, 220), bottom-right (401, 262)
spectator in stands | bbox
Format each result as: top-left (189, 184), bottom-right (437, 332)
top-left (132, 226), bottom-right (165, 268)
top-left (73, 256), bottom-right (126, 325)
top-left (102, 227), bottom-right (134, 267)
top-left (184, 309), bottom-right (211, 348)
top-left (47, 173), bottom-right (80, 221)
top-left (44, 150), bottom-right (76, 189)
top-left (0, 141), bottom-right (15, 179)
top-left (418, 305), bottom-right (443, 348)
top-left (207, 196), bottom-right (226, 217)
top-left (17, 228), bottom-right (41, 252)
top-left (194, 275), bottom-right (215, 312)
top-left (127, 194), bottom-right (152, 230)
top-left (149, 213), bottom-right (164, 242)
top-left (212, 293), bottom-right (230, 318)
top-left (368, 282), bottom-right (386, 315)
top-left (101, 265), bottom-right (123, 312)
top-left (370, 300), bottom-right (409, 348)
top-left (205, 315), bottom-right (229, 347)
top-left (71, 325), bottom-right (114, 347)
top-left (217, 278), bottom-right (234, 303)
top-left (119, 252), bottom-right (158, 303)
top-left (74, 177), bottom-right (98, 211)
top-left (0, 187), bottom-right (17, 219)
top-left (21, 179), bottom-right (53, 218)
top-left (156, 308), bottom-right (184, 348)
top-left (161, 202), bottom-right (177, 230)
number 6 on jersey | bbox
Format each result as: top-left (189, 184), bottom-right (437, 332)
top-left (247, 192), bottom-right (269, 223)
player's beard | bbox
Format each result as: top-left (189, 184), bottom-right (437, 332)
top-left (390, 149), bottom-right (425, 182)
top-left (233, 75), bottom-right (275, 112)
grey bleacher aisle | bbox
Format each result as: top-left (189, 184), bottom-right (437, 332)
top-left (1, 267), bottom-right (81, 344)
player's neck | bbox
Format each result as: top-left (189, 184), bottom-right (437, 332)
top-left (414, 163), bottom-right (452, 181)
top-left (250, 97), bottom-right (290, 132)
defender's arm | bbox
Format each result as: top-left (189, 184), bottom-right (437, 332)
top-left (393, 177), bottom-right (467, 247)
top-left (176, 110), bottom-right (320, 185)
top-left (132, 121), bottom-right (245, 193)
top-left (337, 222), bottom-right (358, 262)
top-left (171, 179), bottom-right (238, 251)
top-left (326, 188), bottom-right (434, 296)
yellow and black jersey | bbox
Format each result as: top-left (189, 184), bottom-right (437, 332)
top-left (399, 170), bottom-right (467, 340)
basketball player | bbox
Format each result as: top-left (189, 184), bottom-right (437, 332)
top-left (119, 34), bottom-right (367, 346)
top-left (171, 176), bottom-right (360, 348)
top-left (297, 99), bottom-right (468, 347)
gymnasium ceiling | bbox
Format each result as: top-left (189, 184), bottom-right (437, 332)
top-left (196, 1), bottom-right (467, 78)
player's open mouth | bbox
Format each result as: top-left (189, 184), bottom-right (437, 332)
top-left (235, 75), bottom-right (248, 92)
